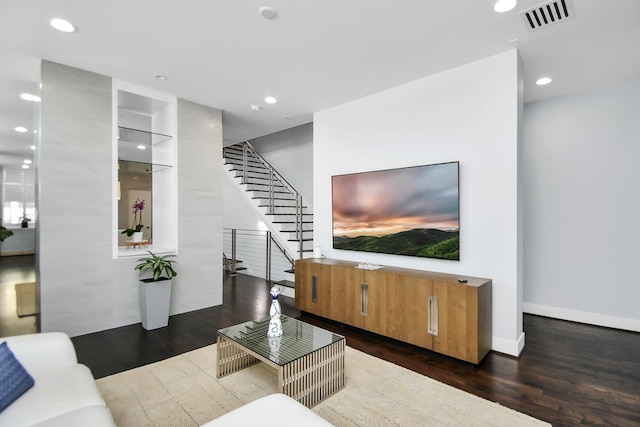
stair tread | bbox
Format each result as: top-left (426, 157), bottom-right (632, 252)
top-left (252, 197), bottom-right (300, 201)
top-left (272, 280), bottom-right (295, 289)
top-left (265, 213), bottom-right (313, 216)
top-left (258, 205), bottom-right (308, 208)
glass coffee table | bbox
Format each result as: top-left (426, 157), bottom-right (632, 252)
top-left (216, 315), bottom-right (345, 407)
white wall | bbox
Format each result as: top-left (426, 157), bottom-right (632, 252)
top-left (38, 61), bottom-right (223, 336)
top-left (222, 171), bottom-right (265, 230)
top-left (38, 61), bottom-right (114, 336)
top-left (523, 80), bottom-right (640, 331)
top-left (176, 99), bottom-right (224, 312)
top-left (0, 228), bottom-right (35, 255)
top-left (249, 123), bottom-right (314, 204)
top-left (314, 50), bottom-right (524, 356)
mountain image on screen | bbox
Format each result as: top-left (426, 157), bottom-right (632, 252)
top-left (332, 162), bottom-right (459, 261)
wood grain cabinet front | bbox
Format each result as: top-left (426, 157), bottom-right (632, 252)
top-left (295, 258), bottom-right (492, 364)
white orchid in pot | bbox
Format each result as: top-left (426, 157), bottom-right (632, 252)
top-left (135, 251), bottom-right (177, 330)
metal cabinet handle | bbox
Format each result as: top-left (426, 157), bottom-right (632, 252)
top-left (312, 274), bottom-right (318, 303)
top-left (361, 283), bottom-right (368, 316)
top-left (428, 296), bottom-right (439, 336)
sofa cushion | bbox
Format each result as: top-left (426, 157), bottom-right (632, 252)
top-left (31, 405), bottom-right (116, 427)
top-left (2, 333), bottom-right (78, 372)
top-left (201, 393), bottom-right (334, 426)
top-left (0, 341), bottom-right (35, 413)
top-left (0, 364), bottom-right (106, 427)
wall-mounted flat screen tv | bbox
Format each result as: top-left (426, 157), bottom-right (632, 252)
top-left (332, 161), bottom-right (459, 260)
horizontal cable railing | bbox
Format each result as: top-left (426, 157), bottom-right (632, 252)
top-left (223, 228), bottom-right (294, 283)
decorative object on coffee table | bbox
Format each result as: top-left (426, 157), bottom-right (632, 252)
top-left (268, 285), bottom-right (283, 337)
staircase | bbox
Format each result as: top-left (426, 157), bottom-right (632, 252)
top-left (223, 142), bottom-right (314, 275)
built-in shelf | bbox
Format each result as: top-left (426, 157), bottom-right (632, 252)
top-left (114, 86), bottom-right (177, 259)
top-left (118, 126), bottom-right (172, 146)
top-left (118, 126), bottom-right (174, 167)
top-left (118, 159), bottom-right (172, 174)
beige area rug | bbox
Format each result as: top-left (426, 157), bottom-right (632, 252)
top-left (15, 282), bottom-right (38, 317)
top-left (97, 345), bottom-right (550, 427)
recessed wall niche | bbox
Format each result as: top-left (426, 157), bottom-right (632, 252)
top-left (114, 84), bottom-right (177, 257)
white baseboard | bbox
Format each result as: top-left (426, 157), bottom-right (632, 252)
top-left (491, 332), bottom-right (525, 357)
top-left (523, 302), bottom-right (640, 333)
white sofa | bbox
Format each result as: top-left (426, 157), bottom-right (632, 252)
top-left (201, 393), bottom-right (334, 427)
top-left (0, 332), bottom-right (115, 427)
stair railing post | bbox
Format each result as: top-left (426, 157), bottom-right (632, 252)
top-left (241, 143), bottom-right (248, 184)
top-left (231, 228), bottom-right (237, 275)
top-left (297, 194), bottom-right (303, 259)
top-left (266, 231), bottom-right (272, 282)
top-left (268, 166), bottom-right (274, 215)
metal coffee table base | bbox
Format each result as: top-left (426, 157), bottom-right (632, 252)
top-left (216, 336), bottom-right (345, 408)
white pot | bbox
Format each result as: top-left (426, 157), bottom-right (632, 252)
top-left (138, 279), bottom-right (171, 330)
top-left (132, 231), bottom-right (144, 242)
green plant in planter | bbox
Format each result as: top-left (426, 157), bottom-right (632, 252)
top-left (19, 215), bottom-right (30, 228)
top-left (134, 251), bottom-right (177, 282)
top-left (0, 225), bottom-right (14, 242)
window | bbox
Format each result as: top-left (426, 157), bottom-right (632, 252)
top-left (2, 168), bottom-right (35, 226)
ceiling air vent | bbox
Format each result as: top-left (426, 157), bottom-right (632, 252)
top-left (521, 0), bottom-right (575, 31)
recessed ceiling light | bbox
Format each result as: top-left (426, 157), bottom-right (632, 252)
top-left (265, 96), bottom-right (277, 104)
top-left (22, 164), bottom-right (30, 169)
top-left (15, 126), bottom-right (28, 133)
top-left (250, 105), bottom-right (261, 112)
top-left (30, 145), bottom-right (36, 151)
top-left (536, 77), bottom-right (553, 86)
top-left (259, 6), bottom-right (278, 19)
top-left (50, 18), bottom-right (76, 33)
top-left (24, 159), bottom-right (33, 165)
top-left (154, 74), bottom-right (168, 81)
top-left (493, 0), bottom-right (517, 13)
top-left (137, 145), bottom-right (146, 150)
top-left (20, 93), bottom-right (41, 102)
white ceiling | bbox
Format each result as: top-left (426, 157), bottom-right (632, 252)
top-left (1, 0), bottom-right (639, 169)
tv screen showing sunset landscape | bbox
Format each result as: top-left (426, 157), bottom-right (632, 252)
top-left (332, 162), bottom-right (459, 260)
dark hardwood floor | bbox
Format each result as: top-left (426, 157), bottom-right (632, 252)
top-left (0, 255), bottom-right (38, 337)
top-left (2, 256), bottom-right (639, 426)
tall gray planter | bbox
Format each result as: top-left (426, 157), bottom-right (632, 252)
top-left (139, 279), bottom-right (172, 330)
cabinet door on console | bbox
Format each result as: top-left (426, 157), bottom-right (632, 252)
top-left (310, 263), bottom-right (333, 318)
top-left (294, 259), bottom-right (314, 312)
top-left (294, 260), bottom-right (332, 317)
top-left (395, 274), bottom-right (432, 349)
top-left (365, 269), bottom-right (432, 348)
top-left (364, 270), bottom-right (431, 348)
top-left (362, 270), bottom-right (395, 337)
top-left (333, 265), bottom-right (365, 328)
top-left (432, 279), bottom-right (485, 364)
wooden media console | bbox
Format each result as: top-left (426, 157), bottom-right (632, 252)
top-left (294, 258), bottom-right (492, 364)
